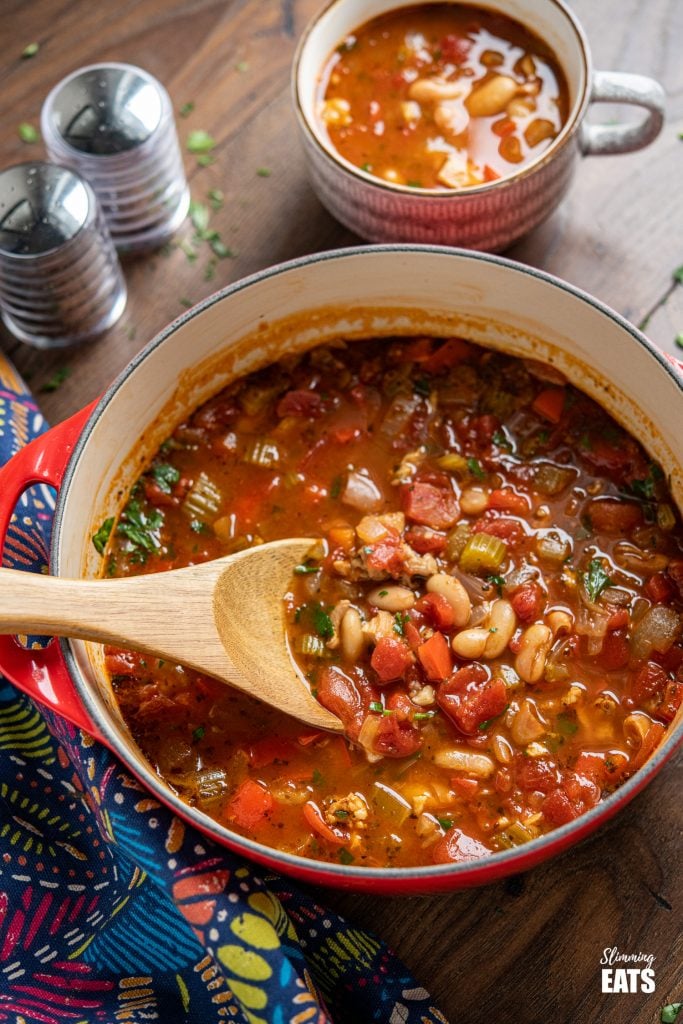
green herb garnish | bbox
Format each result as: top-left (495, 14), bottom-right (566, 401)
top-left (661, 1006), bottom-right (682, 1024)
top-left (334, 809), bottom-right (350, 820)
top-left (413, 711), bottom-right (436, 721)
top-left (369, 701), bottom-right (384, 714)
top-left (437, 817), bottom-right (453, 830)
top-left (18, 122), bottom-right (39, 143)
top-left (478, 704), bottom-right (509, 732)
top-left (581, 558), bottom-right (612, 602)
top-left (152, 463), bottom-right (180, 493)
top-left (339, 849), bottom-right (354, 865)
top-left (673, 266), bottom-right (683, 285)
top-left (330, 475), bottom-right (342, 499)
top-left (312, 605), bottom-right (334, 640)
top-left (210, 238), bottom-right (234, 259)
top-left (186, 130), bottom-right (216, 154)
top-left (40, 366), bottom-right (71, 392)
top-left (179, 297), bottom-right (193, 309)
top-left (393, 612), bottom-right (409, 636)
top-left (190, 519), bottom-right (208, 534)
top-left (312, 768), bottom-right (325, 786)
top-left (21, 42), bottom-right (40, 58)
top-left (235, 60), bottom-right (250, 72)
top-left (557, 712), bottom-right (579, 737)
top-left (208, 188), bottom-right (224, 210)
top-left (294, 562), bottom-right (319, 575)
top-left (413, 378), bottom-right (431, 397)
top-left (467, 457), bottom-right (485, 480)
top-left (189, 200), bottom-right (210, 234)
top-left (256, 167), bottom-right (272, 178)
top-left (486, 573), bottom-right (505, 596)
top-left (192, 726), bottom-right (205, 742)
top-left (179, 101), bottom-right (194, 118)
top-left (117, 500), bottom-right (163, 554)
top-left (676, 334), bottom-right (683, 351)
top-left (92, 517), bottom-right (114, 555)
top-left (492, 429), bottom-right (512, 451)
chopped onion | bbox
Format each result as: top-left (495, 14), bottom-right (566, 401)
top-left (371, 782), bottom-right (412, 825)
top-left (342, 470), bottom-right (383, 512)
top-left (533, 463), bottom-right (575, 496)
top-left (630, 605), bottom-right (681, 664)
top-left (535, 529), bottom-right (572, 563)
top-left (433, 748), bottom-right (495, 777)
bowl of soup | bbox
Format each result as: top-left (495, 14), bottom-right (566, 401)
top-left (0, 246), bottom-right (681, 893)
top-left (293, 0), bottom-right (665, 249)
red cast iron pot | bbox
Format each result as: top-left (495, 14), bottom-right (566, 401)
top-left (0, 246), bottom-right (681, 894)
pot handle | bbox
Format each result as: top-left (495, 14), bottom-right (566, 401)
top-left (581, 70), bottom-right (665, 156)
top-left (0, 401), bottom-right (106, 742)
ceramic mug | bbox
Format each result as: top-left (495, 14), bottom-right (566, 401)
top-left (0, 245), bottom-right (681, 895)
top-left (293, 0), bottom-right (666, 250)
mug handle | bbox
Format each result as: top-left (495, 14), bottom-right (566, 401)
top-left (0, 401), bottom-right (106, 742)
top-left (581, 70), bottom-right (665, 156)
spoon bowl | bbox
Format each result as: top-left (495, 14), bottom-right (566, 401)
top-left (0, 537), bottom-right (343, 732)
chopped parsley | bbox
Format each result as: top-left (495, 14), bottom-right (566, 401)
top-left (189, 200), bottom-right (210, 235)
top-left (492, 429), bottom-right (512, 450)
top-left (557, 712), bottom-right (579, 737)
top-left (186, 130), bottom-right (216, 154)
top-left (369, 701), bottom-right (384, 714)
top-left (437, 817), bottom-right (453, 830)
top-left (467, 457), bottom-right (485, 480)
top-left (486, 573), bottom-right (505, 596)
top-left (393, 612), bottom-right (409, 636)
top-left (91, 517), bottom-right (114, 555)
top-left (628, 463), bottom-right (664, 502)
top-left (478, 704), bottom-right (509, 732)
top-left (208, 188), bottom-right (224, 210)
top-left (581, 558), bottom-right (612, 603)
top-left (256, 167), bottom-right (272, 178)
top-left (334, 809), bottom-right (350, 820)
top-left (330, 475), bottom-right (342, 499)
top-left (311, 768), bottom-right (325, 786)
top-left (190, 519), bottom-right (208, 534)
top-left (661, 1006), bottom-right (682, 1024)
top-left (192, 726), bottom-right (205, 742)
top-left (116, 500), bottom-right (163, 555)
top-left (152, 463), bottom-right (180, 493)
top-left (40, 366), bottom-right (71, 392)
top-left (18, 122), bottom-right (39, 143)
top-left (179, 101), bottom-right (194, 118)
top-left (21, 42), bottom-right (40, 58)
top-left (413, 378), bottom-right (431, 397)
top-left (211, 238), bottom-right (234, 259)
top-left (338, 849), bottom-right (354, 865)
top-left (311, 605), bottom-right (334, 640)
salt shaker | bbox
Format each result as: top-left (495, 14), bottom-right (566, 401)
top-left (41, 63), bottom-right (190, 254)
top-left (0, 162), bottom-right (126, 348)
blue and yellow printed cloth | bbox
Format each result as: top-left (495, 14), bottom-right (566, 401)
top-left (0, 351), bottom-right (448, 1024)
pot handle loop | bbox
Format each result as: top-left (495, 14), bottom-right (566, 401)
top-left (0, 402), bottom-right (105, 740)
top-left (581, 70), bottom-right (665, 156)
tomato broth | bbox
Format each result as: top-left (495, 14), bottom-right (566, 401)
top-left (97, 336), bottom-right (683, 869)
top-left (317, 3), bottom-right (569, 190)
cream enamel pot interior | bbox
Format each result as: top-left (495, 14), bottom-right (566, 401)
top-left (293, 0), bottom-right (665, 250)
top-left (0, 246), bottom-right (681, 895)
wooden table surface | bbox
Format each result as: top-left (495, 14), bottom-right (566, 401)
top-left (1, 1), bottom-right (682, 1021)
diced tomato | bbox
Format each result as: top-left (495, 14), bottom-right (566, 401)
top-left (515, 756), bottom-right (560, 794)
top-left (532, 388), bottom-right (565, 424)
top-left (668, 559), bottom-right (683, 600)
top-left (143, 478), bottom-right (189, 507)
top-left (404, 619), bottom-right (423, 651)
top-left (402, 337), bottom-right (434, 363)
top-left (438, 672), bottom-right (506, 736)
top-left (404, 525), bottom-right (447, 554)
top-left (432, 827), bottom-right (492, 864)
top-left (417, 631), bottom-right (453, 681)
top-left (385, 690), bottom-right (414, 718)
top-left (659, 681), bottom-right (683, 722)
top-left (450, 777), bottom-right (479, 798)
top-left (645, 572), bottom-right (675, 604)
top-left (573, 751), bottom-right (628, 787)
top-left (542, 771), bottom-right (600, 825)
top-left (415, 592), bottom-right (456, 630)
top-left (104, 648), bottom-right (147, 678)
top-left (630, 720), bottom-right (665, 771)
top-left (317, 666), bottom-right (377, 741)
top-left (402, 481), bottom-right (459, 529)
top-left (372, 715), bottom-right (422, 758)
top-left (302, 801), bottom-right (347, 845)
top-left (606, 607), bottom-right (629, 631)
top-left (541, 787), bottom-right (577, 825)
top-left (248, 737), bottom-right (297, 768)
top-left (420, 338), bottom-right (472, 374)
top-left (586, 499), bottom-right (642, 534)
top-left (632, 661), bottom-right (669, 705)
top-left (581, 437), bottom-right (646, 480)
top-left (276, 389), bottom-right (322, 418)
top-left (224, 780), bottom-right (274, 831)
top-left (439, 34), bottom-right (472, 64)
top-left (599, 629), bottom-right (630, 671)
top-left (510, 583), bottom-right (544, 622)
top-left (472, 514), bottom-right (524, 546)
top-left (488, 489), bottom-right (530, 515)
top-left (371, 637), bottom-right (413, 683)
top-left (365, 532), bottom-right (405, 576)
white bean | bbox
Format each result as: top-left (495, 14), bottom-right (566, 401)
top-left (409, 77), bottom-right (465, 103)
top-left (340, 607), bottom-right (364, 661)
top-left (367, 585), bottom-right (415, 612)
top-left (466, 75), bottom-right (519, 118)
top-left (623, 713), bottom-right (653, 748)
top-left (547, 610), bottom-right (573, 638)
top-left (510, 699), bottom-right (546, 745)
top-left (484, 599), bottom-right (517, 658)
top-left (515, 624), bottom-right (553, 683)
top-left (426, 573), bottom-right (471, 627)
top-left (460, 486), bottom-right (489, 515)
top-left (452, 626), bottom-right (489, 659)
top-left (433, 748), bottom-right (496, 777)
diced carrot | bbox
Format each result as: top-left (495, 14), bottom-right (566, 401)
top-left (371, 637), bottom-right (413, 682)
top-left (644, 572), bottom-right (675, 604)
top-left (606, 608), bottom-right (629, 631)
top-left (451, 777), bottom-right (479, 798)
top-left (328, 525), bottom-right (355, 552)
top-left (248, 737), bottom-right (297, 768)
top-left (417, 631), bottom-right (452, 681)
top-left (532, 388), bottom-right (565, 424)
top-left (224, 780), bottom-right (274, 831)
top-left (302, 801), bottom-right (347, 845)
top-left (415, 592), bottom-right (456, 630)
top-left (421, 338), bottom-right (472, 373)
top-left (483, 164), bottom-right (501, 182)
top-left (297, 731), bottom-right (324, 746)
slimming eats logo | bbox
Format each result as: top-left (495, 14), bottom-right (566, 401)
top-left (600, 947), bottom-right (656, 993)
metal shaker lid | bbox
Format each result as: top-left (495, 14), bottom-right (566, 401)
top-left (0, 162), bottom-right (93, 257)
top-left (45, 63), bottom-right (164, 156)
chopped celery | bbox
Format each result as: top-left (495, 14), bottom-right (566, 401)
top-left (242, 438), bottom-right (280, 467)
top-left (496, 821), bottom-right (534, 847)
top-left (436, 453), bottom-right (468, 474)
top-left (182, 472), bottom-right (221, 518)
top-left (296, 634), bottom-right (327, 657)
top-left (371, 782), bottom-right (412, 825)
top-left (445, 522), bottom-right (472, 561)
top-left (533, 462), bottom-right (575, 496)
top-left (459, 533), bottom-right (506, 574)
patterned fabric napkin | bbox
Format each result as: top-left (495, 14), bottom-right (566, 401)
top-left (0, 352), bottom-right (448, 1024)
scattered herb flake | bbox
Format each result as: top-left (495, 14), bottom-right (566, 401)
top-left (312, 605), bottom-right (334, 640)
top-left (117, 500), bottom-right (163, 554)
top-left (486, 573), bottom-right (505, 596)
top-left (179, 297), bottom-right (193, 308)
top-left (210, 238), bottom-right (234, 259)
top-left (339, 849), bottom-right (354, 865)
top-left (235, 60), bottom-right (250, 72)
top-left (91, 518), bottom-right (114, 555)
top-left (413, 711), bottom-right (436, 721)
top-left (179, 101), bottom-right (194, 118)
top-left (256, 167), bottom-right (272, 177)
top-left (676, 333), bottom-right (683, 351)
top-left (369, 701), bottom-right (384, 714)
top-left (437, 817), bottom-right (453, 830)
top-left (152, 463), bottom-right (180, 493)
top-left (204, 259), bottom-right (216, 282)
top-left (360, 162), bottom-right (372, 172)
top-left (312, 768), bottom-right (325, 786)
top-left (581, 558), bottom-right (612, 603)
top-left (661, 1006), bottom-right (682, 1024)
top-left (492, 429), bottom-right (512, 450)
top-left (197, 154), bottom-right (215, 167)
top-left (189, 200), bottom-right (210, 234)
top-left (186, 130), bottom-right (216, 154)
top-left (40, 366), bottom-right (71, 392)
top-left (18, 122), bottom-right (39, 143)
top-left (413, 377), bottom-right (431, 397)
top-left (180, 240), bottom-right (198, 263)
top-left (208, 187), bottom-right (224, 210)
top-left (557, 712), bottom-right (579, 737)
top-left (330, 475), bottom-right (342, 499)
top-left (21, 42), bottom-right (40, 58)
top-left (478, 704), bottom-right (509, 732)
top-left (673, 266), bottom-right (683, 285)
top-left (190, 519), bottom-right (208, 534)
top-left (294, 562), bottom-right (319, 575)
top-left (192, 725), bottom-right (205, 742)
top-left (393, 612), bottom-right (409, 636)
top-left (334, 809), bottom-right (350, 820)
top-left (467, 457), bottom-right (485, 480)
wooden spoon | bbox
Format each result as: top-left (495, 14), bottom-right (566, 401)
top-left (0, 537), bottom-right (343, 732)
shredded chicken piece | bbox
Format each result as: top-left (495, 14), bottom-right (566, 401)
top-left (326, 599), bottom-right (351, 650)
top-left (400, 544), bottom-right (438, 580)
top-left (562, 684), bottom-right (584, 706)
top-left (325, 793), bottom-right (369, 830)
top-left (391, 448), bottom-right (427, 484)
top-left (362, 611), bottom-right (395, 642)
top-left (411, 684), bottom-right (436, 706)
